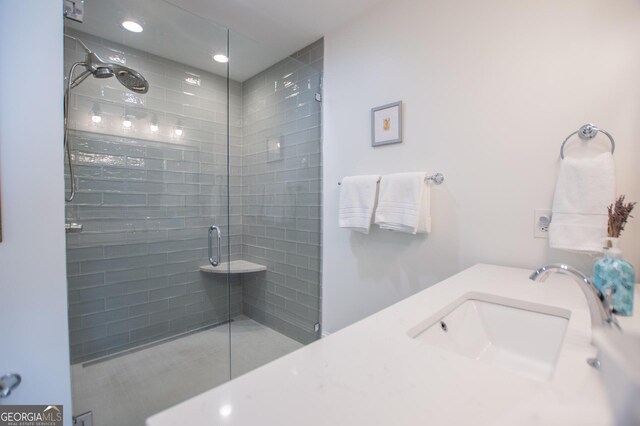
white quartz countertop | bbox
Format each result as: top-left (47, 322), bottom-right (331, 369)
top-left (147, 264), bottom-right (640, 426)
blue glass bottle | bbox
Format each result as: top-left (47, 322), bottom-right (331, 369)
top-left (593, 238), bottom-right (635, 316)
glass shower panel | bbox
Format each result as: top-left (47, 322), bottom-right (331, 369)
top-left (63, 1), bottom-right (232, 424)
top-left (229, 33), bottom-right (323, 378)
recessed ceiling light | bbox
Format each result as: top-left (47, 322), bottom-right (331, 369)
top-left (174, 128), bottom-right (183, 137)
top-left (91, 114), bottom-right (102, 124)
top-left (150, 123), bottom-right (159, 132)
top-left (123, 118), bottom-right (132, 128)
top-left (213, 54), bottom-right (229, 64)
top-left (122, 20), bottom-right (143, 33)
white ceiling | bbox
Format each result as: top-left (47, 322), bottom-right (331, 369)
top-left (65, 0), bottom-right (386, 81)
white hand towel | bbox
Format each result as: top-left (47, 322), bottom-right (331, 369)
top-left (375, 172), bottom-right (431, 234)
top-left (339, 175), bottom-right (381, 234)
top-left (549, 152), bottom-right (615, 253)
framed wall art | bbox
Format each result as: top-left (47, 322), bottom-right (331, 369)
top-left (371, 101), bottom-right (402, 147)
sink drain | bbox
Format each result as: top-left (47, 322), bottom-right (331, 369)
top-left (440, 321), bottom-right (448, 332)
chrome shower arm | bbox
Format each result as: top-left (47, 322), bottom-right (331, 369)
top-left (64, 34), bottom-right (92, 54)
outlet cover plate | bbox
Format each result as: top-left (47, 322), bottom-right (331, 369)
top-left (534, 209), bottom-right (551, 239)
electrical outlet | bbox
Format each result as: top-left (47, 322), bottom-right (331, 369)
top-left (534, 209), bottom-right (551, 239)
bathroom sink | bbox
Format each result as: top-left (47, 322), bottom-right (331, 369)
top-left (408, 292), bottom-right (570, 381)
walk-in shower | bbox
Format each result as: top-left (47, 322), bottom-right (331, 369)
top-left (63, 0), bottom-right (322, 424)
top-left (63, 34), bottom-right (149, 201)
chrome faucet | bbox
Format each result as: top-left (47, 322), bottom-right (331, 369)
top-left (529, 264), bottom-right (621, 333)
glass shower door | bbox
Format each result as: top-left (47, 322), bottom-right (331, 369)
top-left (63, 1), bottom-right (233, 424)
top-left (228, 32), bottom-right (323, 379)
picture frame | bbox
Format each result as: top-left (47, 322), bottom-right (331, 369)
top-left (371, 101), bottom-right (402, 147)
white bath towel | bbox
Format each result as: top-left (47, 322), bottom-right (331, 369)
top-left (375, 172), bottom-right (431, 234)
top-left (338, 175), bottom-right (381, 234)
top-left (549, 152), bottom-right (615, 253)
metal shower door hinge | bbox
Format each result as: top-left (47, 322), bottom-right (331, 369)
top-left (73, 411), bottom-right (93, 426)
top-left (64, 0), bottom-right (84, 23)
top-left (314, 323), bottom-right (320, 333)
top-left (65, 223), bottom-right (83, 233)
top-left (315, 93), bottom-right (322, 102)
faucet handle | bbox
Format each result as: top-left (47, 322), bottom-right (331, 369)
top-left (601, 288), bottom-right (623, 331)
top-left (610, 317), bottom-right (622, 331)
top-left (602, 287), bottom-right (615, 312)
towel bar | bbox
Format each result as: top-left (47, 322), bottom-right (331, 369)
top-left (560, 124), bottom-right (615, 159)
top-left (338, 172), bottom-right (444, 185)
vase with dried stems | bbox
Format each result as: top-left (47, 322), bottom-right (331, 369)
top-left (593, 195), bottom-right (636, 316)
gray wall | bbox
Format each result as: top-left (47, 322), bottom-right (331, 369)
top-left (240, 40), bottom-right (323, 344)
top-left (65, 29), bottom-right (243, 363)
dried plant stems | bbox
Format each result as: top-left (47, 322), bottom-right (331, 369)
top-left (607, 195), bottom-right (636, 238)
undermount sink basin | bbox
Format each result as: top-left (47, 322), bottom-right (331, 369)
top-left (408, 292), bottom-right (570, 381)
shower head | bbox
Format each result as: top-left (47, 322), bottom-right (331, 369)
top-left (65, 34), bottom-right (149, 94)
top-left (113, 65), bottom-right (149, 94)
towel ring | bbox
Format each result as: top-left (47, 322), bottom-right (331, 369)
top-left (560, 124), bottom-right (615, 159)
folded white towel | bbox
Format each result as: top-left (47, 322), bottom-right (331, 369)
top-left (338, 175), bottom-right (381, 234)
top-left (549, 152), bottom-right (615, 253)
top-left (375, 172), bottom-right (431, 234)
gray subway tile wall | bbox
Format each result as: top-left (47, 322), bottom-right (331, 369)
top-left (240, 39), bottom-right (323, 344)
top-left (65, 29), bottom-right (242, 363)
top-left (65, 28), bottom-right (323, 363)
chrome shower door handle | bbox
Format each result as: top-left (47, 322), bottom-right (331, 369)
top-left (0, 373), bottom-right (22, 398)
top-left (208, 225), bottom-right (221, 267)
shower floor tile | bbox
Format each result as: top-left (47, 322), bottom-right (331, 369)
top-left (71, 315), bottom-right (303, 426)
